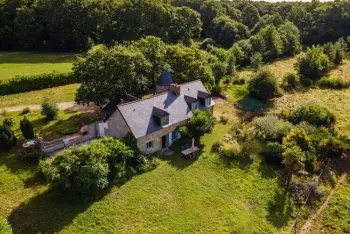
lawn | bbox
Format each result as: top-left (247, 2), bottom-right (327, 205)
top-left (0, 84), bottom-right (79, 109)
top-left (0, 51), bottom-right (78, 82)
top-left (311, 177), bottom-right (350, 234)
top-left (0, 105), bottom-right (296, 234)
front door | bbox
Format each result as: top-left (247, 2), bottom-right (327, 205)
top-left (162, 135), bottom-right (167, 149)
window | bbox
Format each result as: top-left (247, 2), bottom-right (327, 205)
top-left (191, 102), bottom-right (198, 111)
top-left (205, 97), bottom-right (211, 106)
top-left (171, 131), bottom-right (177, 141)
top-left (146, 141), bottom-right (153, 151)
top-left (161, 115), bottom-right (169, 126)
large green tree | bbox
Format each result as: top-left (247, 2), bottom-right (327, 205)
top-left (74, 45), bottom-right (151, 106)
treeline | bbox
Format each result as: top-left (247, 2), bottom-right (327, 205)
top-left (0, 0), bottom-right (201, 51)
top-left (171, 0), bottom-right (350, 46)
top-left (1, 0), bottom-right (350, 52)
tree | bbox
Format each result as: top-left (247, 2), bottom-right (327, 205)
top-left (187, 110), bottom-right (215, 139)
top-left (248, 68), bottom-right (282, 101)
top-left (166, 44), bottom-right (215, 88)
top-left (0, 125), bottom-right (17, 151)
top-left (242, 5), bottom-right (260, 29)
top-left (20, 117), bottom-right (34, 139)
top-left (211, 61), bottom-right (226, 85)
top-left (250, 52), bottom-right (263, 69)
top-left (74, 45), bottom-right (151, 106)
top-left (295, 45), bottom-right (332, 84)
top-left (40, 138), bottom-right (135, 197)
top-left (41, 98), bottom-right (59, 120)
top-left (133, 36), bottom-right (168, 93)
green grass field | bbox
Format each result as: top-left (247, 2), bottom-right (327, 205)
top-left (0, 51), bottom-right (77, 82)
top-left (1, 122), bottom-right (295, 234)
top-left (0, 84), bottom-right (79, 109)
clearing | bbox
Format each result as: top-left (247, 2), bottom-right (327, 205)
top-left (0, 51), bottom-right (77, 81)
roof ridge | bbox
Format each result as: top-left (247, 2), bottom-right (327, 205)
top-left (117, 80), bottom-right (202, 108)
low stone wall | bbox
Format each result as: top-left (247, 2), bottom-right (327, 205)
top-left (41, 122), bottom-right (99, 154)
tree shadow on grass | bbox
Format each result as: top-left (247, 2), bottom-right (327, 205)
top-left (8, 188), bottom-right (104, 234)
top-left (266, 187), bottom-right (294, 228)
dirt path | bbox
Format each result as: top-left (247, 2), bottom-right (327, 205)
top-left (298, 173), bottom-right (347, 234)
top-left (0, 102), bottom-right (99, 113)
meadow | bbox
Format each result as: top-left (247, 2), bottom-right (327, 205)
top-left (0, 52), bottom-right (77, 82)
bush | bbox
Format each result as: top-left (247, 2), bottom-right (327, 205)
top-left (20, 117), bottom-right (35, 139)
top-left (20, 150), bottom-right (45, 163)
top-left (317, 76), bottom-right (349, 89)
top-left (219, 115), bottom-right (229, 124)
top-left (262, 141), bottom-right (284, 165)
top-left (40, 137), bottom-right (135, 197)
top-left (289, 104), bottom-right (336, 127)
top-left (0, 72), bottom-right (76, 96)
top-left (318, 137), bottom-right (345, 159)
top-left (250, 52), bottom-right (263, 69)
top-left (0, 125), bottom-right (17, 151)
top-left (41, 98), bottom-right (59, 120)
top-left (295, 45), bottom-right (332, 83)
top-left (248, 68), bottom-right (282, 101)
top-left (282, 73), bottom-right (299, 90)
top-left (211, 84), bottom-right (223, 95)
top-left (217, 134), bottom-right (242, 158)
top-left (2, 118), bottom-right (14, 127)
top-left (0, 217), bottom-right (13, 234)
top-left (21, 107), bottom-right (31, 115)
top-left (253, 115), bottom-right (293, 142)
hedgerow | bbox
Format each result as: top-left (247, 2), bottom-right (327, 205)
top-left (0, 73), bottom-right (76, 95)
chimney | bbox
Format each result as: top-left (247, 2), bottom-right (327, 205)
top-left (170, 83), bottom-right (181, 96)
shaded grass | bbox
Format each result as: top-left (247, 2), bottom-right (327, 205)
top-left (0, 51), bottom-right (78, 81)
top-left (0, 84), bottom-right (79, 109)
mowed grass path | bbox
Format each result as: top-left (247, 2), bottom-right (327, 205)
top-left (1, 120), bottom-right (295, 234)
top-left (0, 51), bottom-right (77, 81)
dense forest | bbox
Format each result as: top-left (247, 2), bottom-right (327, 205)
top-left (0, 0), bottom-right (350, 52)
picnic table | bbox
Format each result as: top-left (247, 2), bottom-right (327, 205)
top-left (181, 146), bottom-right (200, 159)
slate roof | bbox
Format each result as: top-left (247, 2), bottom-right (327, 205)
top-left (159, 70), bottom-right (174, 86)
top-left (116, 80), bottom-right (214, 139)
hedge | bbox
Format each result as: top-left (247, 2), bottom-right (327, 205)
top-left (0, 72), bottom-right (76, 95)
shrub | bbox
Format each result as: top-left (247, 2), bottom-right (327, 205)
top-left (0, 125), bottom-right (17, 151)
top-left (219, 115), bottom-right (229, 124)
top-left (2, 118), bottom-right (14, 127)
top-left (187, 110), bottom-right (215, 139)
top-left (282, 73), bottom-right (299, 90)
top-left (252, 115), bottom-right (293, 141)
top-left (40, 137), bottom-right (135, 197)
top-left (248, 68), bottom-right (282, 101)
top-left (211, 84), bottom-right (223, 95)
top-left (318, 137), bottom-right (345, 159)
top-left (289, 104), bottom-right (335, 127)
top-left (20, 117), bottom-right (35, 139)
top-left (317, 76), bottom-right (349, 89)
top-left (20, 150), bottom-right (45, 163)
top-left (217, 134), bottom-right (242, 158)
top-left (250, 52), bottom-right (263, 69)
top-left (21, 107), bottom-right (31, 115)
top-left (0, 217), bottom-right (13, 234)
top-left (41, 98), bottom-right (59, 120)
top-left (0, 72), bottom-right (76, 96)
top-left (295, 45), bottom-right (332, 83)
top-left (262, 141), bottom-right (284, 165)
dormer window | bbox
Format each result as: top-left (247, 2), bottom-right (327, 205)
top-left (205, 97), bottom-right (211, 107)
top-left (152, 107), bottom-right (170, 127)
top-left (191, 102), bottom-right (198, 111)
top-left (161, 115), bottom-right (169, 126)
top-left (184, 95), bottom-right (198, 112)
top-left (198, 91), bottom-right (211, 107)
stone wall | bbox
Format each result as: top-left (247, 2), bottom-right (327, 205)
top-left (106, 109), bottom-right (131, 138)
top-left (137, 119), bottom-right (188, 153)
